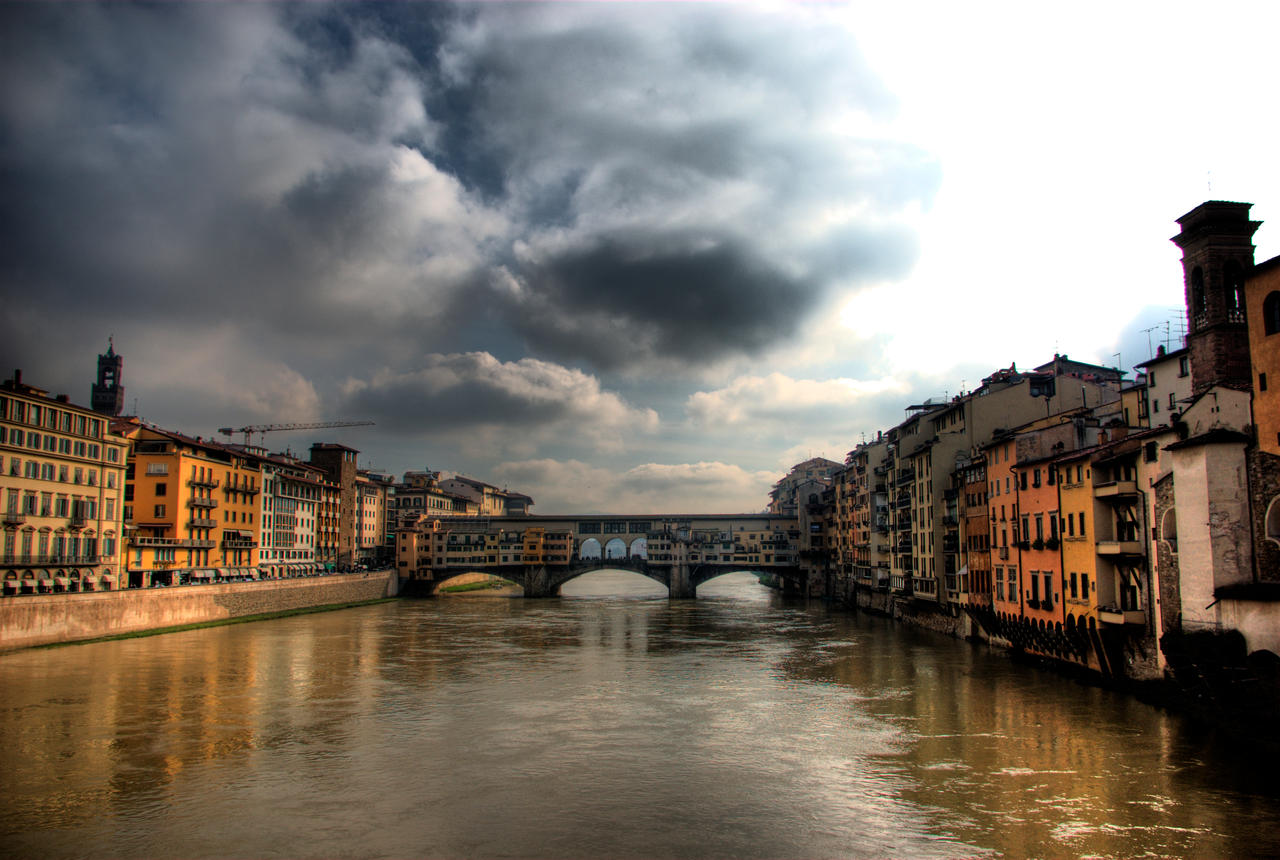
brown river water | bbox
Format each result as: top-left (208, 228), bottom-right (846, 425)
top-left (1, 571), bottom-right (1277, 858)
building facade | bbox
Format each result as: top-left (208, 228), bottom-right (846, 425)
top-left (2, 372), bottom-right (128, 594)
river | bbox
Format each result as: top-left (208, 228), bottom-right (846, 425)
top-left (1, 571), bottom-right (1277, 858)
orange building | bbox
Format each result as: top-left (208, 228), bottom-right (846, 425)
top-left (985, 436), bottom-right (1021, 625)
top-left (1013, 453), bottom-right (1065, 635)
top-left (1246, 253), bottom-right (1279, 457)
top-left (119, 423), bottom-right (262, 587)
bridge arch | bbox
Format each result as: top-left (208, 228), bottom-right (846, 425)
top-left (544, 558), bottom-right (670, 595)
top-left (688, 564), bottom-right (803, 593)
top-left (603, 538), bottom-right (628, 559)
top-left (428, 570), bottom-right (521, 595)
top-left (629, 537), bottom-right (647, 558)
top-left (579, 538), bottom-right (603, 559)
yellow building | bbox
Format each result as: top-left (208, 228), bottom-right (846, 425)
top-left (1056, 449), bottom-right (1099, 631)
top-left (118, 423), bottom-right (263, 586)
top-left (1, 372), bottom-right (128, 594)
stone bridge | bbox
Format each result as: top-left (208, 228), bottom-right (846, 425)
top-left (396, 512), bottom-right (804, 598)
top-left (426, 556), bottom-right (803, 598)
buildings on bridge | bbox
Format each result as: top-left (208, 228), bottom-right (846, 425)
top-left (393, 512), bottom-right (800, 589)
top-left (806, 200), bottom-right (1280, 683)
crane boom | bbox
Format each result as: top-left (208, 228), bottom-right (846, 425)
top-left (217, 420), bottom-right (374, 446)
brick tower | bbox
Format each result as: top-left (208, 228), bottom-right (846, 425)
top-left (1171, 201), bottom-right (1259, 396)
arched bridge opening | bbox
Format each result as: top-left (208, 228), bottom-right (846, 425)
top-left (546, 558), bottom-right (670, 595)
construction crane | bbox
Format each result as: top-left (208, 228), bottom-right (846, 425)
top-left (217, 420), bottom-right (374, 447)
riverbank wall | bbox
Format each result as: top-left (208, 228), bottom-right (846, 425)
top-left (839, 588), bottom-right (1280, 752)
top-left (0, 571), bottom-right (400, 651)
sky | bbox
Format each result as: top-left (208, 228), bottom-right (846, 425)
top-left (2, 1), bottom-right (1278, 514)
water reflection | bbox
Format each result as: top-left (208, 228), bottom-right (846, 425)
top-left (1, 574), bottom-right (1277, 859)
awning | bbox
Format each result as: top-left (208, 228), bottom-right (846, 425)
top-left (55, 576), bottom-right (69, 587)
top-left (190, 569), bottom-right (213, 579)
top-left (99, 574), bottom-right (116, 583)
top-left (217, 568), bottom-right (232, 578)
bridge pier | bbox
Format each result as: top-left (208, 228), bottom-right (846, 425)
top-left (522, 565), bottom-right (556, 598)
top-left (667, 562), bottom-right (694, 599)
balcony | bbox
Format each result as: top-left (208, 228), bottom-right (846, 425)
top-left (69, 513), bottom-right (87, 529)
top-left (188, 477), bottom-right (221, 489)
top-left (188, 497), bottom-right (219, 509)
top-left (188, 517), bottom-right (217, 529)
top-left (1098, 607), bottom-right (1146, 626)
top-left (2, 512), bottom-right (26, 526)
top-left (895, 469), bottom-right (916, 487)
top-left (1096, 540), bottom-right (1145, 556)
top-left (1095, 480), bottom-right (1139, 499)
top-left (997, 546), bottom-right (1009, 559)
top-left (133, 536), bottom-right (180, 548)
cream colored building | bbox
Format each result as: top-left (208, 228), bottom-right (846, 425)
top-left (1, 371), bottom-right (128, 594)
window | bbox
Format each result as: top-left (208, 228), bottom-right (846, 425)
top-left (155, 482), bottom-right (167, 497)
top-left (1179, 356), bottom-right (1190, 377)
top-left (1265, 292), bottom-right (1280, 336)
top-left (1081, 573), bottom-right (1090, 600)
top-left (1169, 392), bottom-right (1177, 410)
top-left (1148, 371), bottom-right (1157, 387)
top-left (145, 463), bottom-right (169, 476)
top-left (154, 504), bottom-right (166, 518)
top-left (1262, 373), bottom-right (1269, 392)
top-left (1191, 267), bottom-right (1206, 325)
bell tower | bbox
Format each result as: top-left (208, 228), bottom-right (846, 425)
top-left (91, 337), bottom-right (125, 416)
top-left (1171, 201), bottom-right (1259, 396)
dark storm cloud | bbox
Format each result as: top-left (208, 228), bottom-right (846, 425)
top-left (335, 352), bottom-right (656, 451)
top-left (1, 1), bottom-right (936, 415)
top-left (419, 3), bottom-right (937, 368)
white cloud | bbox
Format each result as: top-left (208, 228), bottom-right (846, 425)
top-left (687, 371), bottom-right (906, 432)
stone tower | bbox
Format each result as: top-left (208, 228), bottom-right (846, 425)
top-left (91, 337), bottom-right (125, 415)
top-left (1171, 201), bottom-right (1259, 397)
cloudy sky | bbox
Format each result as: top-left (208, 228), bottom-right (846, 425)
top-left (3, 1), bottom-right (1278, 513)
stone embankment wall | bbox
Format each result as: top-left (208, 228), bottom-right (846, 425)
top-left (0, 572), bottom-right (398, 651)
